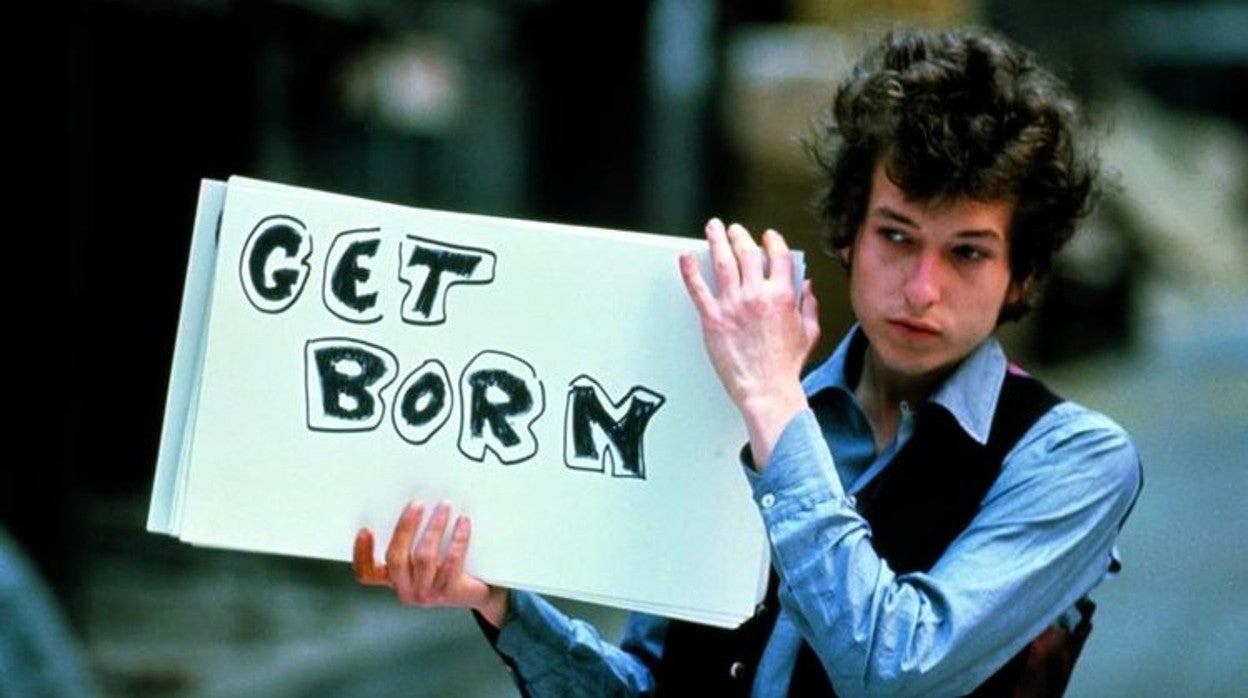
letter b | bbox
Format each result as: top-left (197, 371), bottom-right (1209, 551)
top-left (306, 338), bottom-right (398, 431)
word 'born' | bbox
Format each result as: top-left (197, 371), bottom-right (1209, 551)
top-left (307, 339), bottom-right (666, 478)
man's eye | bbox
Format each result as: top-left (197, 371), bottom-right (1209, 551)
top-left (879, 227), bottom-right (909, 243)
top-left (953, 245), bottom-right (988, 261)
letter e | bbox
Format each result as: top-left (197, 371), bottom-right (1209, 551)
top-left (324, 228), bottom-right (384, 323)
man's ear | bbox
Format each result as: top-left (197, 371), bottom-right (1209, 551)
top-left (1006, 273), bottom-right (1035, 306)
top-left (837, 245), bottom-right (853, 270)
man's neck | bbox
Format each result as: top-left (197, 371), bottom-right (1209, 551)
top-left (854, 346), bottom-right (950, 452)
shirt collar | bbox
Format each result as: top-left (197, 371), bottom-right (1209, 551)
top-left (801, 325), bottom-right (864, 398)
top-left (802, 325), bottom-right (1008, 444)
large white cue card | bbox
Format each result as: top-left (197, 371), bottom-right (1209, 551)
top-left (149, 177), bottom-right (807, 627)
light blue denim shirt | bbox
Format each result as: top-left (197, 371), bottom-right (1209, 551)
top-left (490, 327), bottom-right (1142, 698)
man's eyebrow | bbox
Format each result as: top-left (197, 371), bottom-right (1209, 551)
top-left (872, 206), bottom-right (918, 227)
top-left (872, 206), bottom-right (1006, 241)
top-left (955, 229), bottom-right (1006, 242)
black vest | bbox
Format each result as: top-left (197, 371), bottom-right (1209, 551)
top-left (655, 370), bottom-right (1062, 697)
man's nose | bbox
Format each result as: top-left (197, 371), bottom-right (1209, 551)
top-left (903, 252), bottom-right (942, 310)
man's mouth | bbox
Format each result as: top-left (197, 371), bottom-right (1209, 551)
top-left (887, 317), bottom-right (941, 338)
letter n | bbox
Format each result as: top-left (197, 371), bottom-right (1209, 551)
top-left (563, 376), bottom-right (665, 479)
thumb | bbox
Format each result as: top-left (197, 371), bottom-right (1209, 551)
top-left (800, 280), bottom-right (821, 355)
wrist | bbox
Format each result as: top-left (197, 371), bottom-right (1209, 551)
top-left (476, 586), bottom-right (511, 629)
top-left (741, 387), bottom-right (807, 470)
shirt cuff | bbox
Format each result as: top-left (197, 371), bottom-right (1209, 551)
top-left (493, 590), bottom-right (577, 673)
top-left (491, 586), bottom-right (604, 689)
top-left (741, 409), bottom-right (860, 572)
top-left (742, 408), bottom-right (847, 504)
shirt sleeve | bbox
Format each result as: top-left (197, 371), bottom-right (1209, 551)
top-left (746, 404), bottom-right (1142, 698)
top-left (485, 590), bottom-right (663, 697)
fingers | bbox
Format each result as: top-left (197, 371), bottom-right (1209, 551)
top-left (684, 218), bottom-right (767, 301)
top-left (411, 503), bottom-right (453, 603)
top-left (711, 219), bottom-right (796, 293)
top-left (385, 501), bottom-right (425, 601)
top-left (800, 280), bottom-right (822, 354)
top-left (359, 501), bottom-right (472, 608)
top-left (432, 515), bottom-right (471, 593)
top-left (679, 251), bottom-right (716, 319)
top-left (706, 218), bottom-right (743, 297)
top-left (713, 219), bottom-right (771, 291)
top-left (682, 221), bottom-right (810, 329)
top-left (762, 229), bottom-right (794, 290)
top-left (726, 222), bottom-right (764, 288)
top-left (353, 527), bottom-right (389, 586)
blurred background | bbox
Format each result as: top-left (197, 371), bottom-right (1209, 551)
top-left (9, 0), bottom-right (1244, 695)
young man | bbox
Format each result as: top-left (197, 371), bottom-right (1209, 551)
top-left (353, 27), bottom-right (1142, 697)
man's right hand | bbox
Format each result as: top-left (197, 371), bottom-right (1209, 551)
top-left (678, 219), bottom-right (820, 468)
top-left (353, 501), bottom-right (510, 628)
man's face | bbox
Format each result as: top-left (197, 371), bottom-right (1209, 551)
top-left (844, 163), bottom-right (1023, 382)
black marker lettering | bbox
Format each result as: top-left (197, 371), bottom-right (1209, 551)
top-left (325, 229), bottom-right (383, 323)
top-left (305, 338), bottom-right (398, 431)
top-left (392, 360), bottom-right (453, 445)
top-left (398, 237), bottom-right (496, 325)
top-left (458, 351), bottom-right (544, 464)
top-left (564, 376), bottom-right (665, 479)
top-left (240, 215), bottom-right (312, 313)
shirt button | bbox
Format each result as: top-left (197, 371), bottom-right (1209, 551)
top-left (729, 661), bottom-right (746, 679)
top-left (846, 494), bottom-right (857, 509)
top-left (760, 493), bottom-right (776, 508)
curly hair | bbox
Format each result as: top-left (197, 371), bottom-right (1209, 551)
top-left (809, 27), bottom-right (1100, 321)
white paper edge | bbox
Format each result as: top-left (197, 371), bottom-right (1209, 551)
top-left (228, 175), bottom-right (805, 298)
top-left (146, 179), bottom-right (227, 534)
